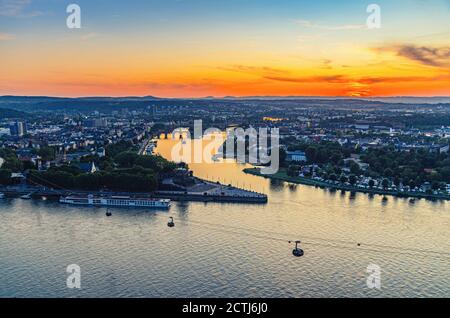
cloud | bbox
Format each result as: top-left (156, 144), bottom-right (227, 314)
top-left (356, 75), bottom-right (450, 84)
top-left (375, 44), bottom-right (450, 67)
top-left (0, 32), bottom-right (15, 40)
top-left (296, 19), bottom-right (366, 31)
top-left (263, 74), bottom-right (450, 85)
top-left (0, 0), bottom-right (29, 16)
top-left (218, 65), bottom-right (289, 76)
top-left (263, 73), bottom-right (450, 97)
top-left (320, 59), bottom-right (333, 70)
top-left (0, 0), bottom-right (42, 17)
top-left (264, 75), bottom-right (348, 84)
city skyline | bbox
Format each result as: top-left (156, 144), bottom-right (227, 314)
top-left (1, 0), bottom-right (450, 98)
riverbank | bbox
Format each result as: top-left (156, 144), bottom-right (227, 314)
top-left (0, 179), bottom-right (268, 204)
top-left (155, 177), bottom-right (267, 203)
top-left (244, 168), bottom-right (450, 201)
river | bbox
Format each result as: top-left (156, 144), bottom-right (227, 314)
top-left (0, 136), bottom-right (449, 297)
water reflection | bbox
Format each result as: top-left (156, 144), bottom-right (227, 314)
top-left (0, 135), bottom-right (448, 297)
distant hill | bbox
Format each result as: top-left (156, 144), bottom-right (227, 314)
top-left (0, 95), bottom-right (449, 114)
top-left (0, 95), bottom-right (168, 113)
top-left (219, 96), bottom-right (450, 104)
top-left (0, 108), bottom-right (30, 120)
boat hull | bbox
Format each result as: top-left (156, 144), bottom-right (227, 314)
top-left (59, 196), bottom-right (171, 209)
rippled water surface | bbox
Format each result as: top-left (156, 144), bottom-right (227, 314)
top-left (0, 138), bottom-right (449, 298)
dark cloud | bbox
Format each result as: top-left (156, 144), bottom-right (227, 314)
top-left (263, 74), bottom-right (450, 85)
top-left (376, 44), bottom-right (450, 67)
top-left (357, 75), bottom-right (450, 84)
top-left (263, 75), bottom-right (348, 84)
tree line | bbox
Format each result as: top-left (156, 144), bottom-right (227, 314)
top-left (284, 141), bottom-right (450, 186)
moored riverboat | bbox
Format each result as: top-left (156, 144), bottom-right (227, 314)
top-left (59, 195), bottom-right (171, 209)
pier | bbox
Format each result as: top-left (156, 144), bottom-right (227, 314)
top-left (155, 180), bottom-right (268, 203)
top-left (0, 182), bottom-right (268, 204)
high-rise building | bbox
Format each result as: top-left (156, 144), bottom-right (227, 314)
top-left (9, 121), bottom-right (27, 137)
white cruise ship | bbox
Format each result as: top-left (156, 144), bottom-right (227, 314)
top-left (60, 195), bottom-right (171, 209)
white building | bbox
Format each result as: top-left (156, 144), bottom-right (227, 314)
top-left (286, 151), bottom-right (307, 163)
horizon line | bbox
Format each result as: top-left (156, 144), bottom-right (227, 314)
top-left (2, 94), bottom-right (450, 100)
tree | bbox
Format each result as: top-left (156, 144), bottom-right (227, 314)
top-left (279, 148), bottom-right (287, 167)
top-left (80, 154), bottom-right (100, 164)
top-left (393, 177), bottom-right (401, 187)
top-left (349, 174), bottom-right (357, 186)
top-left (431, 181), bottom-right (440, 191)
top-left (135, 155), bottom-right (177, 173)
top-left (316, 149), bottom-right (329, 163)
top-left (106, 140), bottom-right (134, 158)
top-left (287, 165), bottom-right (300, 177)
top-left (114, 151), bottom-right (139, 168)
top-left (35, 146), bottom-right (55, 161)
top-left (350, 162), bottom-right (361, 175)
top-left (100, 160), bottom-right (114, 172)
top-left (74, 173), bottom-right (100, 190)
top-left (368, 179), bottom-right (375, 188)
top-left (384, 168), bottom-right (393, 178)
top-left (0, 169), bottom-right (12, 185)
top-left (29, 170), bottom-right (74, 189)
top-left (440, 167), bottom-right (450, 181)
top-left (305, 146), bottom-right (318, 163)
top-left (0, 148), bottom-right (22, 172)
top-left (2, 158), bottom-right (22, 172)
top-left (382, 179), bottom-right (389, 189)
top-left (340, 175), bottom-right (348, 184)
top-left (330, 153), bottom-right (342, 165)
top-left (22, 160), bottom-right (36, 170)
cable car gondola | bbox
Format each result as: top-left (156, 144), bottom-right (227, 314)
top-left (290, 240), bottom-right (304, 257)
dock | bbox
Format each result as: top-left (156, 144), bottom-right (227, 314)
top-left (0, 182), bottom-right (268, 204)
top-left (155, 179), bottom-right (268, 203)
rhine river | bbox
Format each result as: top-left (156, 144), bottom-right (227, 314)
top-left (0, 136), bottom-right (449, 298)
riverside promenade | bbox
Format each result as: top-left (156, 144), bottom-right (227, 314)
top-left (244, 168), bottom-right (450, 201)
top-left (155, 179), bottom-right (268, 203)
top-left (0, 181), bottom-right (268, 204)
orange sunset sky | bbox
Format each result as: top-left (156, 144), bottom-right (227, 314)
top-left (0, 0), bottom-right (449, 98)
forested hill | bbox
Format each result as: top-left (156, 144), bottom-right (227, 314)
top-left (0, 96), bottom-right (163, 113)
top-left (0, 108), bottom-right (30, 120)
top-left (1, 95), bottom-right (449, 114)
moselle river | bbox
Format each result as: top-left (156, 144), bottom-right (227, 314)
top-left (0, 137), bottom-right (449, 298)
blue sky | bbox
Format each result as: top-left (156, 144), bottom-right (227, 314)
top-left (1, 0), bottom-right (449, 97)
